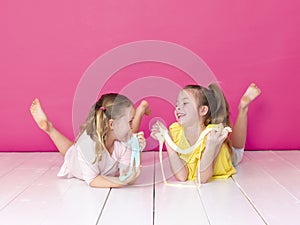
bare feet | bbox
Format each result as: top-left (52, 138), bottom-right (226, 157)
top-left (30, 98), bottom-right (52, 132)
top-left (239, 83), bottom-right (261, 110)
top-left (137, 100), bottom-right (152, 116)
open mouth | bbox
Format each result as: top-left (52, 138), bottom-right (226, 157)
top-left (177, 113), bottom-right (186, 120)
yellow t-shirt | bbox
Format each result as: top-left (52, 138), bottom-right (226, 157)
top-left (169, 122), bottom-right (236, 180)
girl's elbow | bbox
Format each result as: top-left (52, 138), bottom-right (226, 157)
top-left (89, 179), bottom-right (102, 188)
top-left (200, 176), bottom-right (210, 184)
top-left (89, 181), bottom-right (98, 188)
top-left (178, 176), bottom-right (187, 182)
top-left (200, 171), bottom-right (213, 184)
top-left (175, 173), bottom-right (188, 182)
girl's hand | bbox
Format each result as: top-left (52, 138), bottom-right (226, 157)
top-left (207, 124), bottom-right (229, 145)
top-left (137, 131), bottom-right (146, 151)
top-left (151, 121), bottom-right (168, 141)
top-left (199, 124), bottom-right (230, 173)
top-left (206, 124), bottom-right (229, 155)
top-left (123, 166), bottom-right (141, 185)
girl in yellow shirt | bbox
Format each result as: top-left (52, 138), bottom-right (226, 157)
top-left (152, 83), bottom-right (261, 183)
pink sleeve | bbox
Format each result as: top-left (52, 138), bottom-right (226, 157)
top-left (78, 150), bottom-right (99, 185)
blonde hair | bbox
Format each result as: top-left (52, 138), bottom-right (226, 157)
top-left (76, 93), bottom-right (133, 163)
top-left (183, 83), bottom-right (234, 159)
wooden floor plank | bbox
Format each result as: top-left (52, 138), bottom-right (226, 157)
top-left (0, 163), bottom-right (73, 225)
top-left (0, 151), bottom-right (299, 225)
top-left (0, 153), bottom-right (33, 178)
top-left (273, 150), bottom-right (300, 170)
top-left (154, 151), bottom-right (210, 225)
top-left (0, 153), bottom-right (60, 211)
top-left (233, 152), bottom-right (300, 225)
top-left (0, 153), bottom-right (110, 225)
top-left (98, 151), bottom-right (155, 225)
top-left (247, 151), bottom-right (300, 200)
top-left (41, 180), bottom-right (110, 225)
top-left (200, 179), bottom-right (265, 225)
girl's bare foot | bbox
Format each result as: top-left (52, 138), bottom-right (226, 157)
top-left (30, 98), bottom-right (52, 132)
top-left (239, 83), bottom-right (261, 110)
top-left (137, 100), bottom-right (152, 116)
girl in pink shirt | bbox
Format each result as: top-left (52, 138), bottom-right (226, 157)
top-left (30, 93), bottom-right (150, 188)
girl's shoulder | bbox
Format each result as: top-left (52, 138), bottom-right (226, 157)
top-left (205, 124), bottom-right (220, 130)
top-left (169, 122), bottom-right (183, 142)
top-left (75, 131), bottom-right (96, 164)
top-left (169, 122), bottom-right (182, 131)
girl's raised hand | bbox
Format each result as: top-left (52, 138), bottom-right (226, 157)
top-left (151, 121), bottom-right (168, 140)
top-left (137, 131), bottom-right (146, 151)
top-left (206, 124), bottom-right (229, 156)
top-left (207, 124), bottom-right (229, 144)
top-left (199, 124), bottom-right (230, 171)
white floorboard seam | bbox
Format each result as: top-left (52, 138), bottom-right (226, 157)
top-left (269, 152), bottom-right (300, 203)
top-left (248, 153), bottom-right (300, 203)
top-left (95, 188), bottom-right (112, 225)
top-left (0, 160), bottom-right (27, 179)
top-left (152, 151), bottom-right (156, 225)
top-left (0, 160), bottom-right (59, 212)
top-left (265, 173), bottom-right (300, 203)
top-left (231, 176), bottom-right (268, 225)
top-left (271, 151), bottom-right (300, 170)
top-left (196, 185), bottom-right (212, 225)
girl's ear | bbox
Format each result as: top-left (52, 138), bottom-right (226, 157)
top-left (108, 119), bottom-right (114, 130)
top-left (199, 105), bottom-right (209, 116)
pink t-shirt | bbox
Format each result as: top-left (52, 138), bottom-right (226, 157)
top-left (57, 131), bottom-right (131, 185)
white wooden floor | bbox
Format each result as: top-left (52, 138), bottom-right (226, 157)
top-left (0, 150), bottom-right (300, 225)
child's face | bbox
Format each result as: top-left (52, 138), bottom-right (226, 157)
top-left (112, 106), bottom-right (135, 142)
top-left (175, 90), bottom-right (200, 127)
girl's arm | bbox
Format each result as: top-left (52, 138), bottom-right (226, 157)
top-left (198, 145), bottom-right (219, 183)
top-left (92, 132), bottom-right (145, 188)
top-left (198, 125), bottom-right (229, 183)
top-left (89, 168), bottom-right (140, 188)
top-left (199, 166), bottom-right (214, 183)
top-left (151, 121), bottom-right (188, 182)
top-left (89, 175), bottom-right (125, 188)
top-left (165, 141), bottom-right (188, 181)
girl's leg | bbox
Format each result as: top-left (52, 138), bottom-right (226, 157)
top-left (30, 99), bottom-right (73, 156)
top-left (132, 100), bottom-right (151, 133)
top-left (231, 83), bottom-right (261, 149)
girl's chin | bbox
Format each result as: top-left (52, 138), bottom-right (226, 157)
top-left (177, 117), bottom-right (185, 124)
top-left (177, 119), bottom-right (196, 127)
top-left (121, 134), bottom-right (132, 142)
top-left (115, 135), bottom-right (128, 143)
top-left (177, 120), bottom-right (186, 126)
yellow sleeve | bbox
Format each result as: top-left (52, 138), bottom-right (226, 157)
top-left (169, 122), bottom-right (182, 144)
top-left (169, 122), bottom-right (193, 162)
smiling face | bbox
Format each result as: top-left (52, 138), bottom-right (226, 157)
top-left (112, 106), bottom-right (135, 142)
top-left (175, 90), bottom-right (200, 127)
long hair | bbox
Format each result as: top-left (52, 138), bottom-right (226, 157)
top-left (183, 83), bottom-right (234, 160)
top-left (76, 93), bottom-right (133, 163)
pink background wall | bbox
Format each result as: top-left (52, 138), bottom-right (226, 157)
top-left (0, 0), bottom-right (299, 151)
